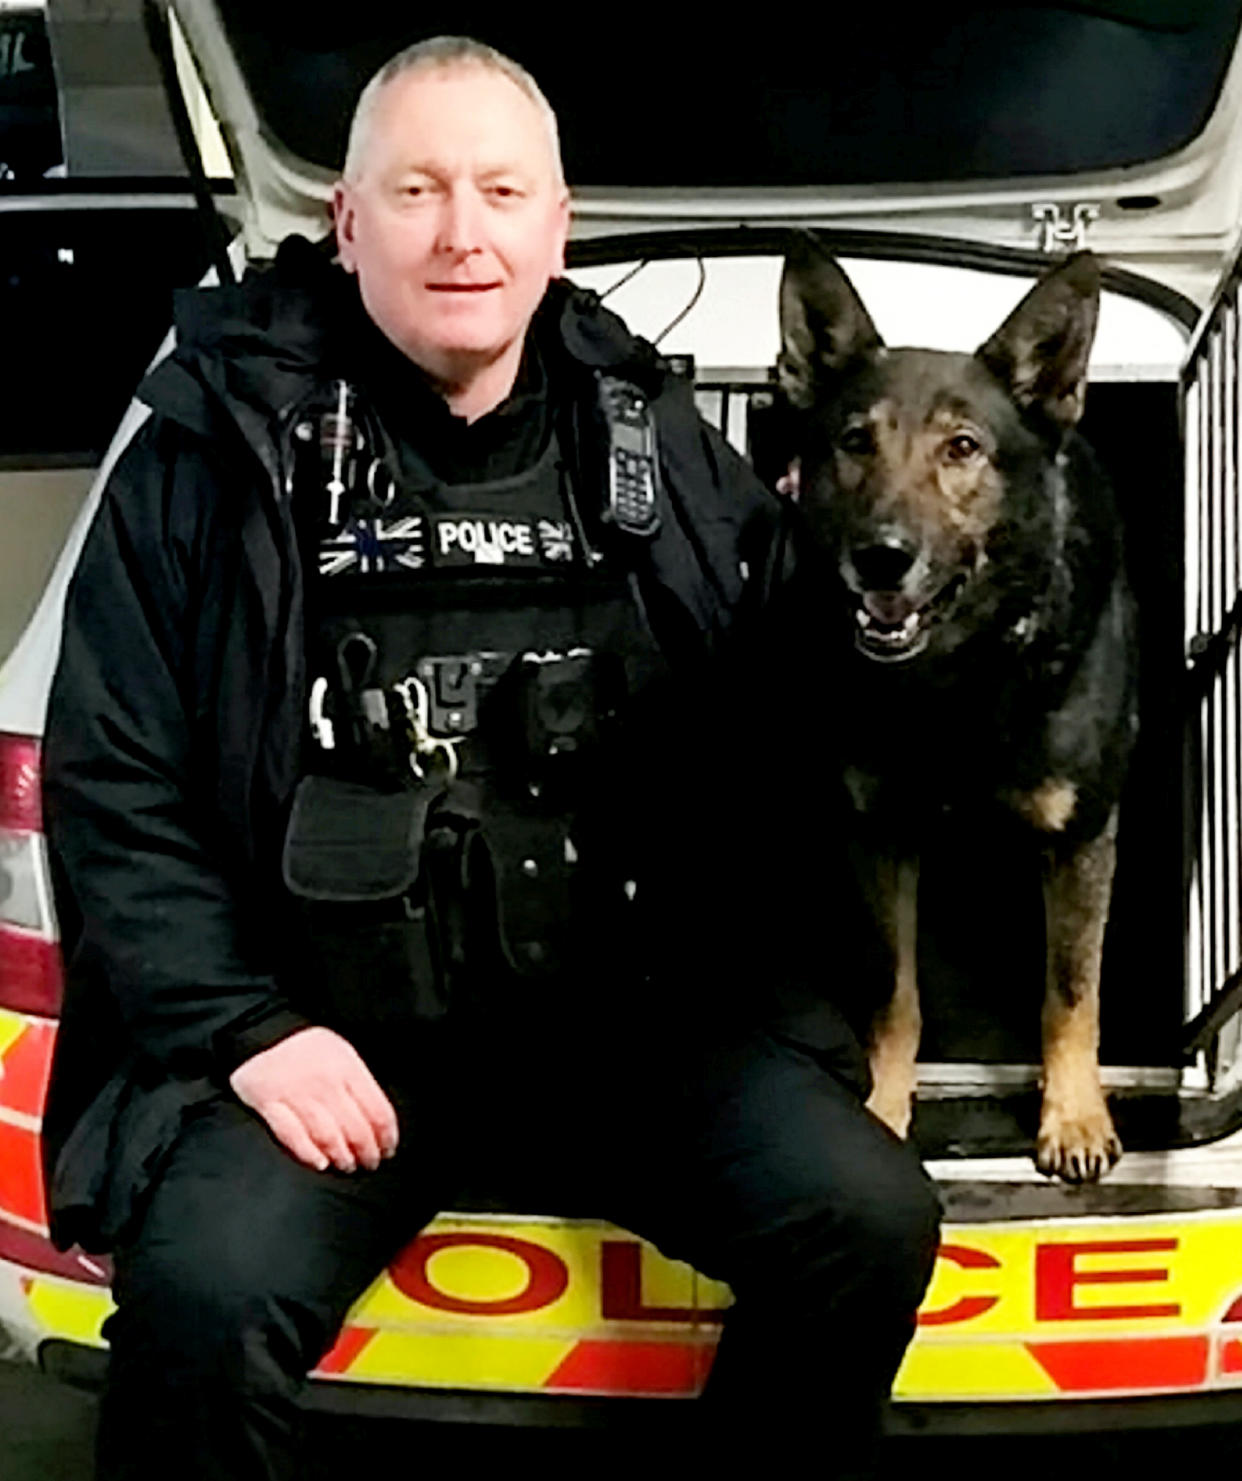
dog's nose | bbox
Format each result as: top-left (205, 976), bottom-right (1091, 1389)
top-left (851, 540), bottom-right (917, 591)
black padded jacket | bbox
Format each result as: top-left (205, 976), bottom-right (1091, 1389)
top-left (38, 237), bottom-right (817, 1252)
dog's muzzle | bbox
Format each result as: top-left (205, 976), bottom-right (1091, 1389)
top-left (849, 574), bottom-right (968, 663)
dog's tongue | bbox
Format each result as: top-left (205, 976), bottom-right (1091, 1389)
top-left (862, 591), bottom-right (915, 626)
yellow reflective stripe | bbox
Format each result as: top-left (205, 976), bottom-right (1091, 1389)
top-left (896, 1340), bottom-right (1059, 1400)
top-left (24, 1278), bottom-right (111, 1347)
top-left (20, 1209), bottom-right (1242, 1407)
top-left (0, 1010), bottom-right (27, 1060)
top-left (339, 1330), bottom-right (577, 1390)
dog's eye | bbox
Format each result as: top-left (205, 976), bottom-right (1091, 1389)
top-left (945, 433), bottom-right (982, 461)
top-left (838, 426), bottom-right (875, 456)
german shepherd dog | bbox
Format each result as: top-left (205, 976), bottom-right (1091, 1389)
top-left (778, 238), bottom-right (1137, 1183)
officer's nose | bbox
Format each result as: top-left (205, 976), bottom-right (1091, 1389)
top-left (435, 186), bottom-right (484, 257)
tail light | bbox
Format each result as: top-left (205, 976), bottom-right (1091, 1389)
top-left (0, 732), bottom-right (62, 1017)
top-left (0, 731), bottom-right (97, 1280)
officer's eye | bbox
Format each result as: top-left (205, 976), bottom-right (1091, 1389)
top-left (838, 425), bottom-right (875, 456)
top-left (945, 433), bottom-right (982, 461)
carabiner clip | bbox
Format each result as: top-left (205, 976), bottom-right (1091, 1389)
top-left (309, 676), bottom-right (335, 751)
top-left (394, 676), bottom-right (463, 783)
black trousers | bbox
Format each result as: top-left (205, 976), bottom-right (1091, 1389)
top-left (95, 1004), bottom-right (940, 1481)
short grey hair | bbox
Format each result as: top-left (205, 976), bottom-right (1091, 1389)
top-left (342, 36), bottom-right (565, 188)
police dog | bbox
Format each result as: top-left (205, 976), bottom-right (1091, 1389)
top-left (778, 238), bottom-right (1136, 1183)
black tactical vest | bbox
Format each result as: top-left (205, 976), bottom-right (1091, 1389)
top-left (279, 386), bottom-right (668, 1056)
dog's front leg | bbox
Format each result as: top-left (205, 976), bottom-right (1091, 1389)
top-left (1038, 812), bottom-right (1122, 1182)
top-left (865, 853), bottom-right (921, 1138)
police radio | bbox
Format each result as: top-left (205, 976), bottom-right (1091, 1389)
top-left (596, 375), bottom-right (661, 538)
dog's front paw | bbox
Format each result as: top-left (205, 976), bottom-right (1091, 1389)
top-left (1036, 1102), bottom-right (1122, 1183)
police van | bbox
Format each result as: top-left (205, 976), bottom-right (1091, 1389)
top-left (4, 0), bottom-right (1242, 1443)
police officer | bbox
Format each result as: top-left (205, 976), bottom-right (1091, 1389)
top-left (41, 37), bottom-right (940, 1480)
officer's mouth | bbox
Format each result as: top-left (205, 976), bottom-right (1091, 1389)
top-left (426, 282), bottom-right (504, 294)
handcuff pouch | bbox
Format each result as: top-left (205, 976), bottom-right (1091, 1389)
top-left (281, 775), bottom-right (437, 902)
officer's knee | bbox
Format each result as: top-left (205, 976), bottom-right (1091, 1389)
top-left (796, 1141), bottom-right (942, 1317)
top-left (853, 1149), bottom-right (942, 1309)
top-left (108, 1232), bottom-right (330, 1388)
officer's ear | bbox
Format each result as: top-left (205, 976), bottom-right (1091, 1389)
top-left (550, 189), bottom-right (570, 277)
top-left (334, 181), bottom-right (359, 273)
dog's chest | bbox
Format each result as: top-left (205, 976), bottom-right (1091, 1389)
top-left (836, 669), bottom-right (1048, 816)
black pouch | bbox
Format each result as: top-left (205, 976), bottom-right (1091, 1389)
top-left (476, 807), bottom-right (577, 979)
top-left (281, 774), bottom-right (439, 903)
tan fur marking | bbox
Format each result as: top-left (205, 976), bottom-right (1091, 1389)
top-left (936, 467), bottom-right (1001, 540)
top-left (871, 398), bottom-right (901, 436)
top-left (839, 399), bottom-right (1002, 558)
top-left (1014, 780), bottom-right (1078, 833)
top-left (1037, 814), bottom-right (1121, 1180)
top-left (865, 856), bottom-right (921, 1138)
top-left (1042, 995), bottom-right (1101, 1093)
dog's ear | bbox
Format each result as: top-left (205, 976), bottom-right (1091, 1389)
top-left (976, 252), bottom-right (1100, 431)
top-left (778, 235), bottom-right (883, 409)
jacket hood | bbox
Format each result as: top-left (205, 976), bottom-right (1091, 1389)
top-left (138, 235), bottom-right (349, 445)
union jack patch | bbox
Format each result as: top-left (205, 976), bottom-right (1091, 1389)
top-left (537, 519), bottom-right (574, 563)
top-left (319, 515), bottom-right (427, 576)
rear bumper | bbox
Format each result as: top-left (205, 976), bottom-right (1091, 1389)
top-left (32, 1335), bottom-right (1242, 1438)
top-left (9, 1198), bottom-right (1242, 1416)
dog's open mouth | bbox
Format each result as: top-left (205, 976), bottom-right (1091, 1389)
top-left (852, 575), bottom-right (967, 662)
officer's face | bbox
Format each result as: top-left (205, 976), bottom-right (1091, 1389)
top-left (334, 65), bottom-right (569, 392)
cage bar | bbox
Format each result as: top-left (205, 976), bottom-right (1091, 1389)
top-left (1184, 280), bottom-right (1242, 1067)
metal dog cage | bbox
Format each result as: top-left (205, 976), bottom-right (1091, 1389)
top-left (1183, 264), bottom-right (1242, 1091)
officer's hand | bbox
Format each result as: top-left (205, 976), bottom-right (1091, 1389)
top-left (228, 1026), bottom-right (399, 1173)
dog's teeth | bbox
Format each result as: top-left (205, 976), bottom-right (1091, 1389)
top-left (902, 613), bottom-right (919, 634)
top-left (856, 609), bottom-right (872, 629)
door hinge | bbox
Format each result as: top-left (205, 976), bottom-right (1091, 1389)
top-left (1032, 202), bottom-right (1099, 254)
